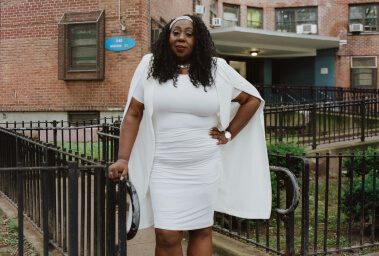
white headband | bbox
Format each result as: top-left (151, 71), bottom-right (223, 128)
top-left (169, 16), bottom-right (193, 29)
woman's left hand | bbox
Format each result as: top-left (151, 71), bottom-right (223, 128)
top-left (209, 127), bottom-right (228, 145)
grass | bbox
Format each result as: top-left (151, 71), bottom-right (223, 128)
top-left (215, 164), bottom-right (379, 255)
top-left (54, 141), bottom-right (114, 162)
top-left (0, 210), bottom-right (38, 256)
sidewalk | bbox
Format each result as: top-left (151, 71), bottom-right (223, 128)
top-left (128, 226), bottom-right (270, 256)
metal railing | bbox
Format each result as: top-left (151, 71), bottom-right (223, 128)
top-left (302, 152), bottom-right (379, 255)
top-left (256, 84), bottom-right (379, 106)
top-left (211, 154), bottom-right (308, 255)
top-left (0, 127), bottom-right (139, 256)
top-left (2, 116), bottom-right (379, 255)
top-left (264, 97), bottom-right (379, 149)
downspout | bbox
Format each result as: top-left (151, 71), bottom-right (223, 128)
top-left (119, 0), bottom-right (126, 31)
top-left (149, 0), bottom-right (151, 51)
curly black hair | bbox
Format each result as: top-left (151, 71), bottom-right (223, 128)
top-left (148, 15), bottom-right (217, 90)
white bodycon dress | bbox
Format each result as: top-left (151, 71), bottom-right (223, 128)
top-left (133, 74), bottom-right (240, 230)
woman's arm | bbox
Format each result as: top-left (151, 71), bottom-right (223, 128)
top-left (108, 98), bottom-right (144, 180)
top-left (209, 91), bottom-right (261, 145)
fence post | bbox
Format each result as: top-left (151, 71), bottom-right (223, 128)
top-left (53, 120), bottom-right (57, 147)
top-left (45, 147), bottom-right (55, 240)
top-left (312, 102), bottom-right (317, 149)
top-left (106, 174), bottom-right (116, 255)
top-left (301, 157), bottom-right (310, 256)
top-left (96, 166), bottom-right (106, 256)
top-left (41, 164), bottom-right (49, 256)
top-left (284, 153), bottom-right (295, 256)
top-left (119, 180), bottom-right (127, 256)
top-left (279, 108), bottom-right (283, 143)
top-left (68, 161), bottom-right (79, 255)
top-left (361, 98), bottom-right (365, 142)
top-left (102, 125), bottom-right (109, 163)
top-left (17, 163), bottom-right (23, 256)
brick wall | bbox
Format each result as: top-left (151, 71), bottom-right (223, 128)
top-left (150, 0), bottom-right (193, 26)
top-left (1, 0), bottom-right (378, 116)
top-left (0, 0), bottom-right (150, 112)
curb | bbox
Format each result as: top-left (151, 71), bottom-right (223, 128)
top-left (212, 231), bottom-right (271, 256)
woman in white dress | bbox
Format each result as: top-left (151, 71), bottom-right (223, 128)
top-left (108, 15), bottom-right (271, 256)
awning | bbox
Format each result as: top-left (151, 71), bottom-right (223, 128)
top-left (210, 26), bottom-right (340, 58)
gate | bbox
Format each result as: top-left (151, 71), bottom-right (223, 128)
top-left (0, 127), bottom-right (140, 255)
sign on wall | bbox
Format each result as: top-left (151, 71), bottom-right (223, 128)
top-left (105, 37), bottom-right (136, 51)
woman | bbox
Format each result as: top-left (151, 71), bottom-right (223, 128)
top-left (108, 15), bottom-right (271, 256)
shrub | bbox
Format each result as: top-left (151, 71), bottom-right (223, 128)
top-left (267, 142), bottom-right (308, 177)
top-left (267, 143), bottom-right (307, 211)
top-left (341, 170), bottom-right (379, 222)
top-left (342, 147), bottom-right (379, 177)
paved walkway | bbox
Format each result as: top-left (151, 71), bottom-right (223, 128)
top-left (128, 226), bottom-right (270, 256)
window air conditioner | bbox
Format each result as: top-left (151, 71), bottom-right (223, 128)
top-left (212, 18), bottom-right (222, 27)
top-left (296, 24), bottom-right (317, 34)
top-left (195, 5), bottom-right (206, 15)
top-left (349, 23), bottom-right (363, 32)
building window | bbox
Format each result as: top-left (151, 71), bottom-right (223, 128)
top-left (351, 56), bottom-right (377, 89)
top-left (210, 1), bottom-right (218, 26)
top-left (223, 4), bottom-right (239, 27)
top-left (275, 7), bottom-right (317, 33)
top-left (68, 111), bottom-right (100, 126)
top-left (70, 24), bottom-right (97, 71)
top-left (349, 4), bottom-right (378, 32)
top-left (247, 7), bottom-right (262, 28)
top-left (58, 10), bottom-right (105, 80)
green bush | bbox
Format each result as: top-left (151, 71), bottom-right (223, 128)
top-left (342, 147), bottom-right (379, 177)
top-left (267, 142), bottom-right (307, 177)
top-left (341, 170), bottom-right (379, 222)
top-left (267, 143), bottom-right (307, 211)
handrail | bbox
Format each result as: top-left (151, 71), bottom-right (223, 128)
top-left (125, 180), bottom-right (140, 240)
top-left (270, 166), bottom-right (300, 215)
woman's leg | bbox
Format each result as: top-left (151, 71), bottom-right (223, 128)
top-left (187, 227), bottom-right (213, 256)
top-left (155, 228), bottom-right (183, 256)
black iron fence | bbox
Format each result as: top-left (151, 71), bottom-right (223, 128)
top-left (211, 152), bottom-right (379, 255)
top-left (1, 115), bottom-right (379, 255)
top-left (265, 97), bottom-right (379, 149)
top-left (302, 152), bottom-right (379, 255)
top-left (0, 117), bottom-right (122, 161)
top-left (1, 98), bottom-right (378, 152)
top-left (0, 127), bottom-right (139, 256)
top-left (256, 84), bottom-right (379, 106)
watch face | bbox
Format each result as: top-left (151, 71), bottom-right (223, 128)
top-left (225, 131), bottom-right (231, 139)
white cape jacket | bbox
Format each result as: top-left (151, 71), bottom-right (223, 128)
top-left (123, 54), bottom-right (271, 229)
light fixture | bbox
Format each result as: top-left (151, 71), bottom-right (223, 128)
top-left (250, 51), bottom-right (259, 56)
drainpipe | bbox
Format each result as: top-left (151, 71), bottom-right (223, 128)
top-left (149, 0), bottom-right (151, 50)
top-left (119, 0), bottom-right (126, 31)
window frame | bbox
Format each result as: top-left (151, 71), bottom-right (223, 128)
top-left (223, 4), bottom-right (240, 27)
top-left (58, 10), bottom-right (105, 81)
top-left (68, 111), bottom-right (100, 126)
top-left (349, 4), bottom-right (379, 33)
top-left (68, 23), bottom-right (98, 72)
top-left (275, 7), bottom-right (317, 33)
top-left (247, 7), bottom-right (263, 29)
top-left (350, 56), bottom-right (378, 89)
top-left (210, 1), bottom-right (218, 26)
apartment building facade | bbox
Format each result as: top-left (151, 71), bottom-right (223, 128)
top-left (0, 0), bottom-right (377, 122)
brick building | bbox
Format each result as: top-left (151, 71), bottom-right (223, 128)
top-left (0, 0), bottom-right (378, 122)
top-left (206, 0), bottom-right (378, 91)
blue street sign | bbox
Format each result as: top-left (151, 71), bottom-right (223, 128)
top-left (105, 37), bottom-right (136, 51)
